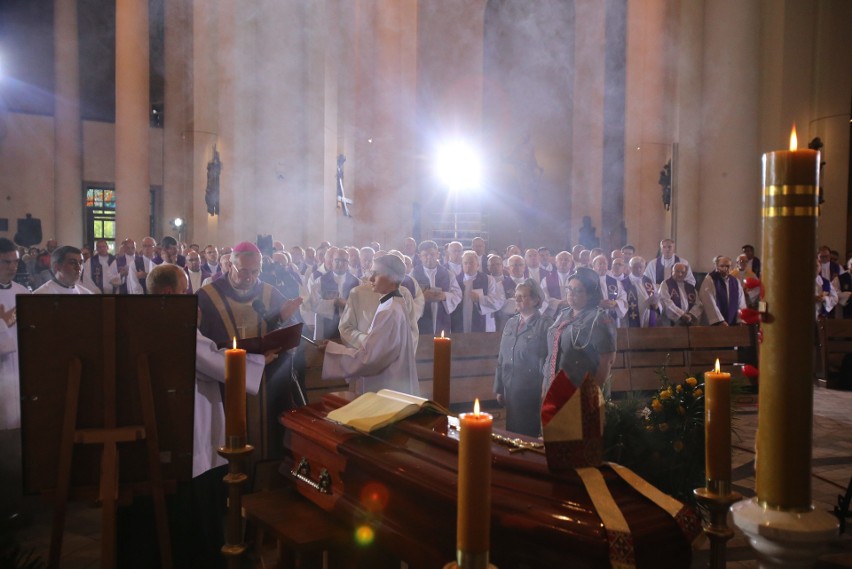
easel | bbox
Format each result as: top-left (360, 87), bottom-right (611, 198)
top-left (17, 295), bottom-right (197, 569)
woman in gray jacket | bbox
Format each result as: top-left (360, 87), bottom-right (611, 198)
top-left (494, 278), bottom-right (553, 437)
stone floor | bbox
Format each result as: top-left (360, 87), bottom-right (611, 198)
top-left (7, 388), bottom-right (852, 568)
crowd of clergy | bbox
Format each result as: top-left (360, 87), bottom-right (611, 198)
top-left (1, 231), bottom-right (849, 564)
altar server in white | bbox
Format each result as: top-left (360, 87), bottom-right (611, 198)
top-left (321, 254), bottom-right (419, 395)
top-left (33, 246), bottom-right (94, 295)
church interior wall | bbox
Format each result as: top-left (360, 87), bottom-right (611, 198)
top-left (0, 0), bottom-right (849, 263)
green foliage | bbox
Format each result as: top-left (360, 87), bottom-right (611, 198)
top-left (603, 367), bottom-right (706, 503)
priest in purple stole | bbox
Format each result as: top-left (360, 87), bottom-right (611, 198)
top-left (410, 240), bottom-right (462, 335)
top-left (80, 239), bottom-right (120, 294)
top-left (698, 256), bottom-right (745, 326)
top-left (197, 242), bottom-right (303, 459)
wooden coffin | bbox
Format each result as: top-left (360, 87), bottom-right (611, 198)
top-left (281, 392), bottom-right (694, 569)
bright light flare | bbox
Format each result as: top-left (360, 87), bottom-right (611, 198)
top-left (435, 141), bottom-right (482, 193)
top-left (354, 524), bottom-right (375, 546)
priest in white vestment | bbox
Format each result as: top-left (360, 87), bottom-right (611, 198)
top-left (33, 246), bottom-right (94, 295)
top-left (321, 255), bottom-right (419, 395)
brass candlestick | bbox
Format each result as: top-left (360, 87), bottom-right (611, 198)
top-left (694, 486), bottom-right (742, 569)
top-left (218, 443), bottom-right (254, 569)
top-left (443, 562), bottom-right (497, 569)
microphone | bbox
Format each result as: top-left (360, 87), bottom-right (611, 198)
top-left (251, 299), bottom-right (281, 327)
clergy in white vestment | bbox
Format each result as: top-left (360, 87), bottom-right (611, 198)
top-left (541, 251), bottom-right (574, 317)
top-left (444, 241), bottom-right (464, 276)
top-left (627, 256), bottom-right (659, 327)
top-left (592, 255), bottom-right (627, 325)
top-left (338, 281), bottom-right (417, 349)
top-left (0, 239), bottom-right (29, 430)
top-left (33, 246), bottom-right (94, 295)
top-left (644, 238), bottom-right (696, 286)
top-left (0, 239), bottom-right (30, 521)
top-left (80, 239), bottom-right (121, 294)
top-left (698, 256), bottom-right (746, 326)
top-left (658, 263), bottom-right (703, 326)
top-left (185, 250), bottom-right (205, 294)
top-left (450, 250), bottom-right (503, 333)
top-left (815, 259), bottom-right (839, 319)
top-left (321, 255), bottom-right (419, 395)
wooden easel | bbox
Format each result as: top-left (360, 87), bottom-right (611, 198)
top-left (17, 295), bottom-right (197, 569)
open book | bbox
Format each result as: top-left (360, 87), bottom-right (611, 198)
top-left (326, 389), bottom-right (451, 433)
top-left (216, 322), bottom-right (303, 354)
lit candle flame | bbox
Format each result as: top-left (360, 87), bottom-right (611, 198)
top-left (474, 398), bottom-right (480, 417)
top-left (789, 124), bottom-right (797, 151)
top-left (441, 330), bottom-right (445, 339)
top-left (714, 358), bottom-right (721, 373)
top-left (232, 337), bottom-right (237, 350)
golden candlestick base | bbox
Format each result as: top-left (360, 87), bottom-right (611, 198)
top-left (443, 562), bottom-right (497, 569)
top-left (218, 443), bottom-right (254, 569)
top-left (694, 486), bottom-right (742, 569)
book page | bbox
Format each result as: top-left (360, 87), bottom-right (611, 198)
top-left (326, 392), bottom-right (418, 431)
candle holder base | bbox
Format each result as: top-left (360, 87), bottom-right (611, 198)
top-left (217, 444), bottom-right (254, 569)
top-left (731, 497), bottom-right (838, 569)
top-left (694, 487), bottom-right (742, 569)
top-left (442, 563), bottom-right (497, 569)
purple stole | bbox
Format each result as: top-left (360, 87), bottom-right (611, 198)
top-left (153, 254), bottom-right (187, 268)
top-left (318, 271), bottom-right (360, 339)
top-left (544, 272), bottom-right (562, 300)
top-left (642, 275), bottom-right (658, 326)
top-left (412, 264), bottom-right (452, 335)
top-left (665, 277), bottom-right (696, 312)
top-left (654, 255), bottom-right (681, 284)
top-left (818, 276), bottom-right (832, 317)
top-left (116, 254), bottom-right (146, 294)
top-left (91, 254), bottom-right (116, 293)
top-left (502, 275), bottom-right (520, 299)
top-left (524, 267), bottom-right (548, 282)
top-left (603, 275), bottom-right (620, 321)
top-left (401, 275), bottom-right (416, 298)
top-left (620, 276), bottom-right (640, 327)
top-left (710, 271), bottom-right (740, 324)
top-left (201, 263), bottom-right (221, 281)
top-left (451, 272), bottom-right (489, 332)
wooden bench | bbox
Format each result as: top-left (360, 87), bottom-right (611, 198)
top-left (818, 319), bottom-right (852, 389)
top-left (302, 326), bottom-right (758, 406)
top-left (243, 487), bottom-right (351, 569)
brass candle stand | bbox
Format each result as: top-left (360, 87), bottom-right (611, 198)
top-left (694, 482), bottom-right (742, 569)
top-left (443, 560), bottom-right (497, 569)
top-left (218, 441), bottom-right (254, 569)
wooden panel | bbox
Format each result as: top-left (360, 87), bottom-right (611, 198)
top-left (687, 326), bottom-right (751, 348)
top-left (689, 349), bottom-right (739, 366)
top-left (615, 329), bottom-right (629, 351)
top-left (821, 320), bottom-right (852, 338)
top-left (610, 353), bottom-right (625, 369)
top-left (826, 341), bottom-right (852, 353)
top-left (610, 369), bottom-right (631, 393)
top-left (415, 332), bottom-right (502, 359)
top-left (628, 351), bottom-right (685, 368)
top-left (626, 327), bottom-right (690, 349)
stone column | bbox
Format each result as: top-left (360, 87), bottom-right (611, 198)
top-left (115, 0), bottom-right (151, 242)
top-left (571, 0), bottom-right (607, 247)
top-left (163, 0), bottom-right (191, 243)
top-left (53, 0), bottom-right (84, 246)
top-left (694, 0), bottom-right (761, 270)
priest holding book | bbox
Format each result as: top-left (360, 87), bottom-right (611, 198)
top-left (321, 254), bottom-right (419, 395)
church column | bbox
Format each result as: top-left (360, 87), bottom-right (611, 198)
top-left (694, 0), bottom-right (761, 269)
top-left (571, 0), bottom-right (607, 247)
top-left (53, 0), bottom-right (84, 246)
top-left (115, 0), bottom-right (151, 242)
top-left (624, 0), bottom-right (678, 257)
top-left (162, 0), bottom-right (191, 242)
top-left (671, 0), bottom-right (704, 263)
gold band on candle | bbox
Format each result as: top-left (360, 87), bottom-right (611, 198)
top-left (762, 206), bottom-right (818, 218)
top-left (763, 184), bottom-right (818, 196)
